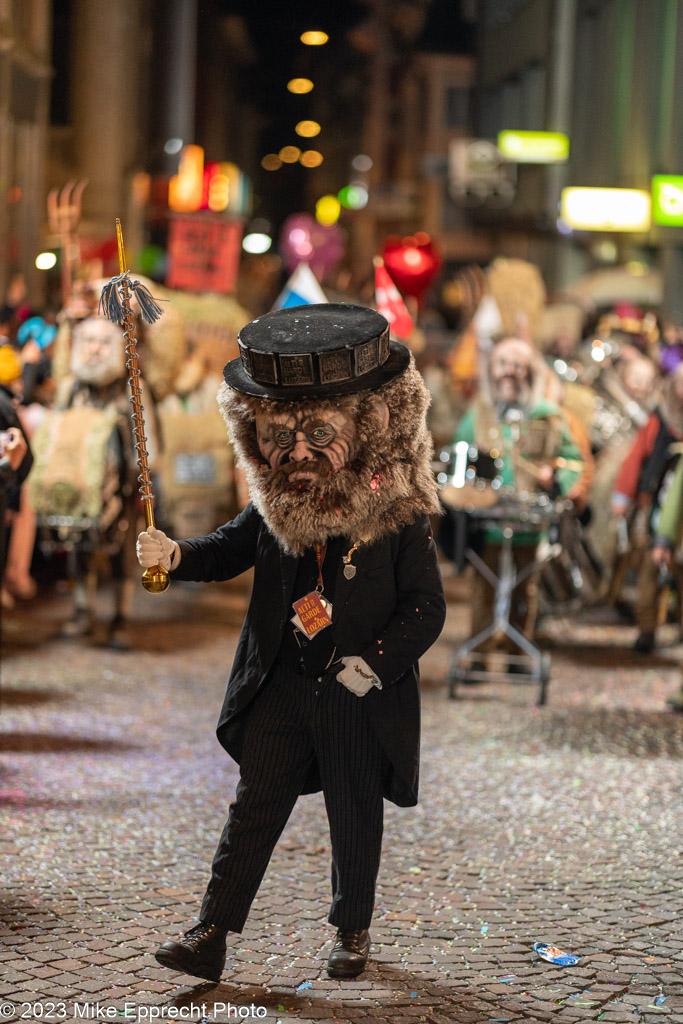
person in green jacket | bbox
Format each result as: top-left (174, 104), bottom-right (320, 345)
top-left (652, 454), bottom-right (683, 711)
top-left (453, 336), bottom-right (584, 661)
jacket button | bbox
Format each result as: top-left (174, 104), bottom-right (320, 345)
top-left (317, 676), bottom-right (323, 682)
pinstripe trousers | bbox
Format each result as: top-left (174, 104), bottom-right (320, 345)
top-left (200, 663), bottom-right (389, 933)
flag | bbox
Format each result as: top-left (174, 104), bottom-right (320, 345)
top-left (272, 262), bottom-right (328, 310)
top-left (374, 258), bottom-right (413, 340)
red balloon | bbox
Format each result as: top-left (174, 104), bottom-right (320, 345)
top-left (381, 234), bottom-right (442, 302)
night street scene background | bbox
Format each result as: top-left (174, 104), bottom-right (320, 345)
top-left (1, 2), bottom-right (683, 1023)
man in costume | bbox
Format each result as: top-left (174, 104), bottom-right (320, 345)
top-left (652, 455), bottom-right (683, 710)
top-left (453, 336), bottom-right (583, 657)
top-left (0, 345), bottom-right (33, 610)
top-left (31, 304), bottom-right (159, 648)
top-left (137, 303), bottom-right (446, 982)
top-left (612, 363), bottom-right (683, 652)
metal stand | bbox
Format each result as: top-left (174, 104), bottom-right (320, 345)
top-left (449, 506), bottom-right (554, 706)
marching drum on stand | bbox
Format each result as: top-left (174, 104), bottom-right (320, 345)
top-left (437, 443), bottom-right (568, 706)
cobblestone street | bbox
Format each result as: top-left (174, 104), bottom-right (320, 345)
top-left (1, 568), bottom-right (683, 1024)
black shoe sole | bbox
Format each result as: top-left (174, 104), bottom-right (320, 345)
top-left (155, 947), bottom-right (223, 983)
top-left (327, 964), bottom-right (367, 978)
top-left (325, 946), bottom-right (368, 978)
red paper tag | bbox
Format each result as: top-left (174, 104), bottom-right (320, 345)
top-left (292, 591), bottom-right (333, 638)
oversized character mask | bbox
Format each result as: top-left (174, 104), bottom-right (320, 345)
top-left (70, 315), bottom-right (126, 387)
top-left (219, 303), bottom-right (440, 555)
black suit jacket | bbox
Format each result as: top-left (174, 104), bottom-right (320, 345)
top-left (173, 503), bottom-right (446, 806)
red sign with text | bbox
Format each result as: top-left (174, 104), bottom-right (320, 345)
top-left (166, 214), bottom-right (243, 293)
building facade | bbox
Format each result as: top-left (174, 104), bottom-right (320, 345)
top-left (473, 0), bottom-right (683, 317)
top-left (0, 0), bottom-right (52, 305)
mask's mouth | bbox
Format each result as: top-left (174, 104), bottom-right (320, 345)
top-left (288, 469), bottom-right (319, 482)
top-left (265, 458), bottom-right (337, 490)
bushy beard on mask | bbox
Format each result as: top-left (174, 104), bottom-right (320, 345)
top-left (249, 455), bottom-right (373, 555)
top-left (70, 342), bottom-right (126, 388)
top-left (218, 361), bottom-right (442, 556)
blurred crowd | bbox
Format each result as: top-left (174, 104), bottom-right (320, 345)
top-left (1, 257), bottom-right (682, 709)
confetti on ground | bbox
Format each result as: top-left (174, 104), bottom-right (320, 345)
top-left (2, 586), bottom-right (682, 1023)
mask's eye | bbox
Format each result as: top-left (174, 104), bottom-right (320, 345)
top-left (274, 429), bottom-right (294, 448)
top-left (307, 424), bottom-right (334, 445)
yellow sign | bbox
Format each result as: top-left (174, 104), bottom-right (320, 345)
top-left (652, 175), bottom-right (683, 226)
top-left (560, 187), bottom-right (651, 232)
top-left (498, 130), bottom-right (569, 163)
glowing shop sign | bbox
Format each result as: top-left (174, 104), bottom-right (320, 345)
top-left (560, 187), bottom-right (651, 232)
top-left (652, 175), bottom-right (683, 226)
top-left (498, 130), bottom-right (569, 163)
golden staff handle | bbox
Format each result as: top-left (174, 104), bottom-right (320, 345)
top-left (115, 219), bottom-right (169, 594)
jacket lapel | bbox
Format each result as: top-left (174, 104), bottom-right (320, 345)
top-left (332, 541), bottom-right (370, 624)
top-left (279, 546), bottom-right (299, 617)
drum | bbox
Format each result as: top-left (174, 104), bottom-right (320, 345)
top-left (437, 442), bottom-right (504, 510)
top-left (29, 406), bottom-right (126, 532)
top-left (539, 508), bottom-right (604, 614)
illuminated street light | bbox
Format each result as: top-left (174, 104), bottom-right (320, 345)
top-left (560, 187), bottom-right (651, 232)
top-left (316, 195), bottom-right (341, 225)
top-left (261, 153), bottom-right (282, 171)
top-left (300, 150), bottom-right (324, 168)
top-left (295, 120), bottom-right (321, 138)
top-left (287, 78), bottom-right (314, 94)
top-left (243, 232), bottom-right (272, 254)
top-left (338, 184), bottom-right (368, 210)
top-left (351, 154), bottom-right (373, 173)
top-left (279, 146), bottom-right (302, 163)
top-left (35, 252), bottom-right (57, 270)
top-left (300, 30), bottom-right (328, 45)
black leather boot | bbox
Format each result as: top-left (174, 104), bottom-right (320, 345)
top-left (155, 922), bottom-right (227, 982)
top-left (327, 928), bottom-right (370, 978)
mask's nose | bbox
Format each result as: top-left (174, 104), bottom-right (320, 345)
top-left (289, 433), bottom-right (314, 462)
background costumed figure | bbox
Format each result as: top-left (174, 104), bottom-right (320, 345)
top-left (451, 336), bottom-right (583, 663)
top-left (31, 294), bottom-right (162, 647)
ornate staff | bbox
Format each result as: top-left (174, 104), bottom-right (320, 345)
top-left (99, 219), bottom-right (169, 593)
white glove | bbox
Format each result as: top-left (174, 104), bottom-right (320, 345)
top-left (336, 656), bottom-right (382, 697)
top-left (136, 526), bottom-right (180, 571)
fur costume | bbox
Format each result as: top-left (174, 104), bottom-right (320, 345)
top-left (217, 358), bottom-right (441, 555)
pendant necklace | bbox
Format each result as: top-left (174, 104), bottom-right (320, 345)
top-left (343, 541), bottom-right (361, 579)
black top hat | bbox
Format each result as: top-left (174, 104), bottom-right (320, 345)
top-left (223, 303), bottom-right (411, 399)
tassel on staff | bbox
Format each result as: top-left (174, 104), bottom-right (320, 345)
top-left (99, 218), bottom-right (170, 594)
top-left (98, 274), bottom-right (166, 325)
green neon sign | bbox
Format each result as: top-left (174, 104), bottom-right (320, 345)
top-left (498, 130), bottom-right (569, 163)
top-left (652, 175), bottom-right (683, 226)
